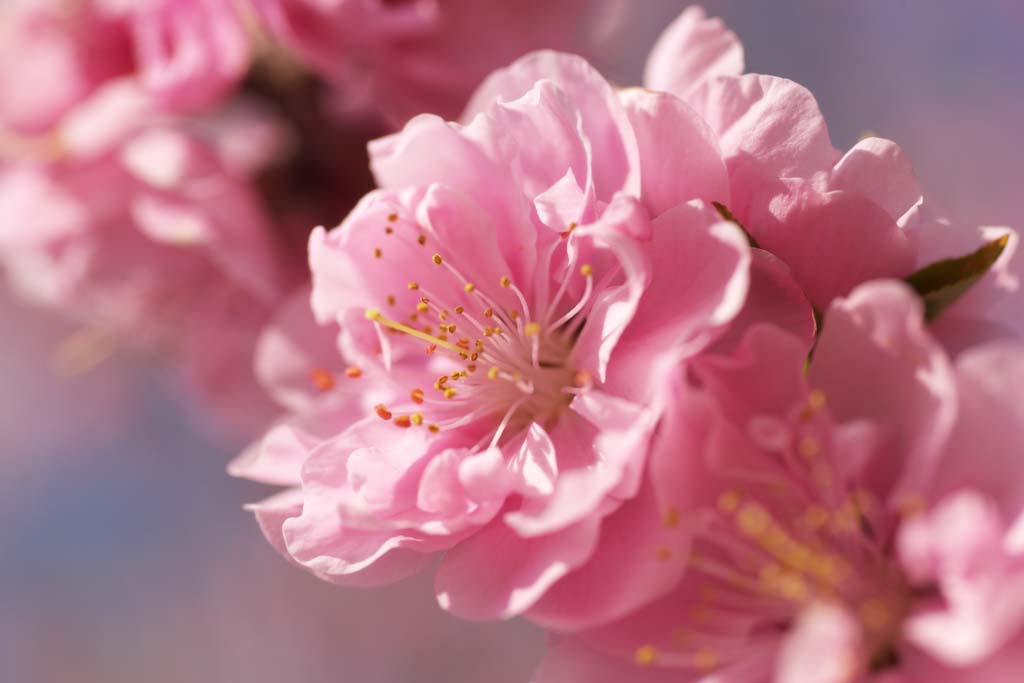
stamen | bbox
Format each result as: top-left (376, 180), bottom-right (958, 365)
top-left (635, 645), bottom-right (658, 667)
top-left (417, 235), bottom-right (427, 246)
top-left (432, 253), bottom-right (443, 265)
top-left (365, 309), bottom-right (464, 354)
top-left (394, 415), bottom-right (412, 428)
top-left (373, 248), bottom-right (382, 259)
top-left (375, 404), bottom-right (393, 421)
top-left (410, 388), bottom-right (425, 404)
top-left (309, 368), bottom-right (335, 391)
top-left (345, 366), bottom-right (363, 379)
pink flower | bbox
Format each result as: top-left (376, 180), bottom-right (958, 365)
top-left (231, 48), bottom-right (820, 624)
top-left (0, 0), bottom-right (250, 134)
top-left (646, 7), bottom-right (1021, 321)
top-left (0, 122), bottom-right (288, 432)
top-left (534, 280), bottom-right (1024, 683)
top-left (250, 0), bottom-right (622, 124)
top-left (0, 0), bottom-right (378, 435)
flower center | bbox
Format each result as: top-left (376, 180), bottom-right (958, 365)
top-left (642, 392), bottom-right (911, 674)
top-left (354, 225), bottom-right (596, 448)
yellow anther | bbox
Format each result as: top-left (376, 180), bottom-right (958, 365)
top-left (365, 310), bottom-right (463, 353)
top-left (416, 302), bottom-right (429, 313)
top-left (444, 387), bottom-right (457, 399)
top-left (808, 389), bottom-right (826, 410)
top-left (717, 491), bottom-right (741, 513)
top-left (488, 366), bottom-right (500, 380)
top-left (580, 263), bottom-right (593, 277)
top-left (694, 648), bottom-right (718, 670)
top-left (466, 364), bottom-right (477, 373)
top-left (804, 504), bottom-right (830, 529)
top-left (411, 413), bottom-right (424, 426)
top-left (387, 213), bottom-right (398, 222)
top-left (737, 503), bottom-right (770, 536)
top-left (897, 494), bottom-right (926, 518)
top-left (454, 306), bottom-right (465, 314)
top-left (428, 423), bottom-right (440, 433)
top-left (309, 368), bottom-right (335, 391)
top-left (777, 573), bottom-right (809, 601)
top-left (373, 247), bottom-right (382, 259)
top-left (410, 388), bottom-right (425, 404)
top-left (798, 436), bottom-right (820, 459)
top-left (464, 282), bottom-right (475, 293)
top-left (500, 276), bottom-right (511, 288)
top-left (417, 234), bottom-right (427, 246)
top-left (524, 322), bottom-right (541, 337)
top-left (432, 253), bottom-right (443, 265)
top-left (634, 645), bottom-right (658, 667)
top-left (408, 281), bottom-right (419, 290)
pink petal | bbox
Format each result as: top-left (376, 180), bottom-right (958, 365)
top-left (900, 491), bottom-right (1024, 666)
top-left (503, 392), bottom-right (654, 538)
top-left (610, 201), bottom-right (749, 401)
top-left (620, 88), bottom-right (731, 216)
top-left (776, 603), bottom-right (864, 683)
top-left (830, 137), bottom-right (923, 223)
top-left (687, 73), bottom-right (839, 219)
top-left (751, 181), bottom-right (916, 308)
top-left (809, 281), bottom-right (958, 504)
top-left (435, 515), bottom-right (602, 620)
top-left (527, 478), bottom-right (690, 631)
top-left (931, 341), bottom-right (1024, 526)
top-left (463, 50), bottom-right (641, 199)
top-left (704, 248), bottom-right (816, 357)
top-left (643, 6), bottom-right (744, 100)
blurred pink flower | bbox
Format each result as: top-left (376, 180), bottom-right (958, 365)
top-left (535, 280), bottom-right (1024, 682)
top-left (230, 45), bottom-right (828, 624)
top-left (250, 0), bottom-right (623, 124)
top-left (0, 0), bottom-right (250, 134)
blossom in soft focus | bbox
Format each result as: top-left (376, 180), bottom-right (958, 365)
top-left (534, 281), bottom-right (1024, 682)
top-left (251, 0), bottom-right (622, 124)
top-left (229, 41), bottom-right (830, 622)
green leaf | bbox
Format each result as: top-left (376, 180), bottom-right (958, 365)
top-left (712, 201), bottom-right (761, 249)
top-left (905, 234), bottom-right (1011, 321)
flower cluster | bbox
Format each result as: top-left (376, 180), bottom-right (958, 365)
top-left (229, 6), bottom-right (1022, 681)
top-left (229, 5), bottom-right (1023, 680)
top-left (4, 3), bottom-right (1022, 681)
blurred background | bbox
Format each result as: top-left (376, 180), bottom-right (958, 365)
top-left (3, 2), bottom-right (1021, 681)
